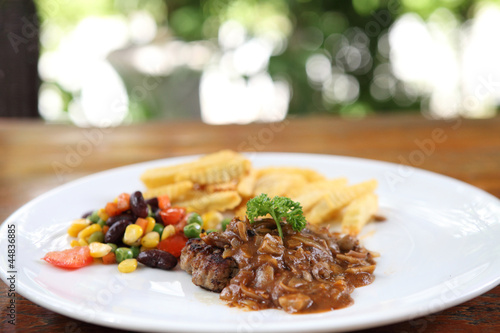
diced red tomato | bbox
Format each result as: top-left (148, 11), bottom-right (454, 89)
top-left (157, 195), bottom-right (171, 210)
top-left (160, 207), bottom-right (186, 225)
top-left (174, 217), bottom-right (187, 233)
top-left (157, 233), bottom-right (188, 258)
top-left (42, 246), bottom-right (94, 269)
top-left (116, 193), bottom-right (131, 212)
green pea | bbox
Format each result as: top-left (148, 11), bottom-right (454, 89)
top-left (97, 218), bottom-right (106, 227)
top-left (221, 218), bottom-right (231, 231)
top-left (184, 223), bottom-right (201, 238)
top-left (130, 245), bottom-right (140, 258)
top-left (107, 243), bottom-right (117, 253)
top-left (88, 231), bottom-right (104, 244)
top-left (115, 247), bottom-right (134, 263)
top-left (152, 223), bottom-right (164, 235)
top-left (88, 210), bottom-right (100, 224)
top-left (187, 212), bottom-right (203, 226)
top-left (206, 229), bottom-right (218, 234)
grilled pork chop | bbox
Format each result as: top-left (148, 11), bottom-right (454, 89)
top-left (179, 238), bottom-right (238, 292)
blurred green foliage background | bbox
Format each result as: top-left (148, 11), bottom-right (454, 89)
top-left (34, 0), bottom-right (500, 124)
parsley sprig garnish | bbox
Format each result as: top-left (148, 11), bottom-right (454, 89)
top-left (246, 193), bottom-right (307, 239)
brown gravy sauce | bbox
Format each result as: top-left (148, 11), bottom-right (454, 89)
top-left (203, 218), bottom-right (377, 314)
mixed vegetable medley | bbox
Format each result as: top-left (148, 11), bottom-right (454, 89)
top-left (42, 191), bottom-right (230, 273)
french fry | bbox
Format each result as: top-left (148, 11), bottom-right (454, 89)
top-left (256, 167), bottom-right (326, 182)
top-left (172, 189), bottom-right (206, 203)
top-left (198, 149), bottom-right (241, 162)
top-left (141, 150), bottom-right (380, 235)
top-left (204, 180), bottom-right (238, 193)
top-left (341, 192), bottom-right (378, 235)
top-left (143, 180), bottom-right (194, 200)
top-left (140, 150), bottom-right (247, 188)
top-left (234, 199), bottom-right (249, 219)
top-left (175, 191), bottom-right (242, 214)
top-left (140, 164), bottom-right (186, 189)
top-left (291, 178), bottom-right (349, 211)
top-left (307, 179), bottom-right (378, 224)
top-left (175, 158), bottom-right (251, 185)
top-left (253, 173), bottom-right (307, 197)
top-left (291, 178), bottom-right (348, 196)
top-left (237, 169), bottom-right (258, 197)
top-left (294, 189), bottom-right (340, 213)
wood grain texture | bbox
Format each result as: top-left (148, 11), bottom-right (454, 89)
top-left (0, 114), bottom-right (499, 332)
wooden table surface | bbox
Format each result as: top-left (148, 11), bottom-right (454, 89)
top-left (0, 114), bottom-right (499, 332)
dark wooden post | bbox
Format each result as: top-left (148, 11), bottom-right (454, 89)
top-left (0, 0), bottom-right (40, 117)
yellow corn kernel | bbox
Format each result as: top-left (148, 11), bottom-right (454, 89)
top-left (78, 238), bottom-right (89, 246)
top-left (70, 239), bottom-right (80, 247)
top-left (78, 223), bottom-right (102, 240)
top-left (118, 258), bottom-right (137, 273)
top-left (145, 217), bottom-right (156, 233)
top-left (89, 242), bottom-right (112, 258)
top-left (202, 211), bottom-right (223, 230)
top-left (123, 224), bottom-right (143, 246)
top-left (140, 246), bottom-right (155, 252)
top-left (97, 208), bottom-right (109, 222)
top-left (68, 218), bottom-right (91, 238)
top-left (141, 232), bottom-right (160, 248)
top-left (161, 225), bottom-right (176, 241)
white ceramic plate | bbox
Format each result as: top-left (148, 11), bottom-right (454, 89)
top-left (1, 153), bottom-right (500, 332)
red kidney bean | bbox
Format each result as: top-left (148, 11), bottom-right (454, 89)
top-left (106, 213), bottom-right (135, 226)
top-left (104, 220), bottom-right (133, 244)
top-left (137, 249), bottom-right (177, 270)
top-left (81, 210), bottom-right (93, 219)
top-left (154, 209), bottom-right (163, 225)
top-left (145, 197), bottom-right (159, 210)
top-left (130, 191), bottom-right (148, 218)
